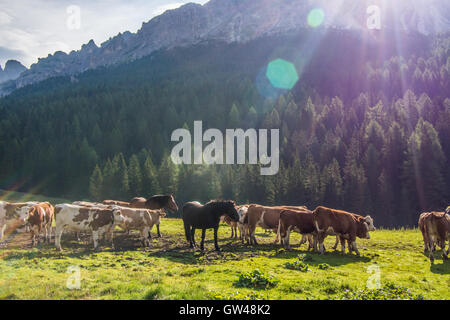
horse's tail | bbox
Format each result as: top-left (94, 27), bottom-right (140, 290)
top-left (183, 221), bottom-right (191, 242)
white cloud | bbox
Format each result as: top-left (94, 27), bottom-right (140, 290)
top-left (0, 0), bottom-right (208, 67)
top-left (0, 11), bottom-right (13, 25)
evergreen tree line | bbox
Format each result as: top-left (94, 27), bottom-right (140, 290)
top-left (0, 30), bottom-right (448, 227)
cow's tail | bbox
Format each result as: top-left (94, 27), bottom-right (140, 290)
top-left (314, 220), bottom-right (324, 232)
top-left (277, 218), bottom-right (282, 240)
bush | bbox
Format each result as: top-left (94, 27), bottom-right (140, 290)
top-left (318, 263), bottom-right (331, 270)
top-left (284, 260), bottom-right (310, 272)
top-left (234, 269), bottom-right (279, 289)
top-left (339, 282), bottom-right (425, 300)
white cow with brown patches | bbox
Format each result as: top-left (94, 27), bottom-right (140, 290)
top-left (0, 201), bottom-right (39, 240)
top-left (112, 207), bottom-right (166, 247)
top-left (54, 204), bottom-right (125, 251)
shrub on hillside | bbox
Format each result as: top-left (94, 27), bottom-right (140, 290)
top-left (234, 269), bottom-right (279, 289)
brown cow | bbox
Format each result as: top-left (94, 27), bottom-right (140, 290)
top-left (23, 202), bottom-right (54, 246)
top-left (423, 211), bottom-right (449, 263)
top-left (278, 209), bottom-right (316, 250)
top-left (129, 194), bottom-right (178, 237)
top-left (312, 206), bottom-right (375, 255)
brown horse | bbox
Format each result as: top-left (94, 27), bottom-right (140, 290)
top-left (129, 194), bottom-right (179, 237)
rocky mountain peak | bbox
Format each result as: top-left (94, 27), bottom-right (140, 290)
top-left (1, 0), bottom-right (449, 94)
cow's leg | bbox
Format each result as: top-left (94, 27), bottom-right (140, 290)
top-left (156, 224), bottom-right (162, 238)
top-left (230, 226), bottom-right (234, 239)
top-left (429, 236), bottom-right (435, 263)
top-left (318, 232), bottom-right (326, 254)
top-left (92, 232), bottom-right (99, 251)
top-left (274, 227), bottom-right (280, 244)
top-left (214, 226), bottom-right (220, 252)
top-left (108, 228), bottom-right (115, 250)
top-left (200, 229), bottom-right (206, 251)
top-left (423, 233), bottom-right (429, 252)
top-left (351, 240), bottom-right (360, 256)
top-left (332, 236), bottom-right (339, 250)
top-left (307, 234), bottom-right (314, 251)
top-left (55, 227), bottom-right (64, 251)
top-left (312, 233), bottom-right (319, 252)
top-left (339, 236), bottom-right (346, 254)
top-left (250, 225), bottom-right (258, 245)
top-left (0, 224), bottom-right (6, 240)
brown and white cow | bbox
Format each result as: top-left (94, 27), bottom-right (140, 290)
top-left (112, 207), bottom-right (166, 247)
top-left (312, 206), bottom-right (375, 255)
top-left (22, 202), bottom-right (54, 246)
top-left (422, 211), bottom-right (449, 263)
top-left (278, 209), bottom-right (316, 250)
top-left (0, 201), bottom-right (39, 240)
top-left (54, 204), bottom-right (124, 251)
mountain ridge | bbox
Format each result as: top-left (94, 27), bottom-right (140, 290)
top-left (2, 0), bottom-right (450, 95)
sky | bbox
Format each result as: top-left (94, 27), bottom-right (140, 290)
top-left (0, 0), bottom-right (208, 68)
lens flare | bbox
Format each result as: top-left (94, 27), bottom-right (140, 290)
top-left (307, 8), bottom-right (325, 28)
top-left (265, 59), bottom-right (299, 90)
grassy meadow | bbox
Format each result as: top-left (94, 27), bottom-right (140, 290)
top-left (0, 218), bottom-right (449, 300)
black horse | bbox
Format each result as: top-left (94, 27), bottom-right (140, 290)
top-left (182, 200), bottom-right (239, 252)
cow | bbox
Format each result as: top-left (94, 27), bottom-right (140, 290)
top-left (102, 200), bottom-right (130, 207)
top-left (312, 206), bottom-right (375, 256)
top-left (54, 204), bottom-right (124, 251)
top-left (21, 202), bottom-right (54, 246)
top-left (129, 194), bottom-right (178, 238)
top-left (278, 209), bottom-right (316, 250)
top-left (422, 211), bottom-right (449, 263)
top-left (0, 201), bottom-right (39, 240)
top-left (112, 207), bottom-right (166, 248)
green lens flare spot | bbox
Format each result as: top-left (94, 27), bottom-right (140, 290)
top-left (266, 59), bottom-right (299, 90)
top-left (307, 8), bottom-right (325, 28)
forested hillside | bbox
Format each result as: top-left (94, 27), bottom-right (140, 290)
top-left (0, 29), bottom-right (449, 227)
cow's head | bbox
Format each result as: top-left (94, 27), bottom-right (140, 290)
top-left (446, 206), bottom-right (450, 215)
top-left (111, 207), bottom-right (125, 225)
top-left (14, 205), bottom-right (33, 223)
top-left (237, 206), bottom-right (248, 224)
top-left (356, 218), bottom-right (371, 239)
top-left (364, 215), bottom-right (376, 231)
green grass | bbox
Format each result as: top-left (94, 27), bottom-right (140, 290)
top-left (0, 218), bottom-right (449, 300)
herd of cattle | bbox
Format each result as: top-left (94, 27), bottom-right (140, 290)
top-left (0, 195), bottom-right (449, 263)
